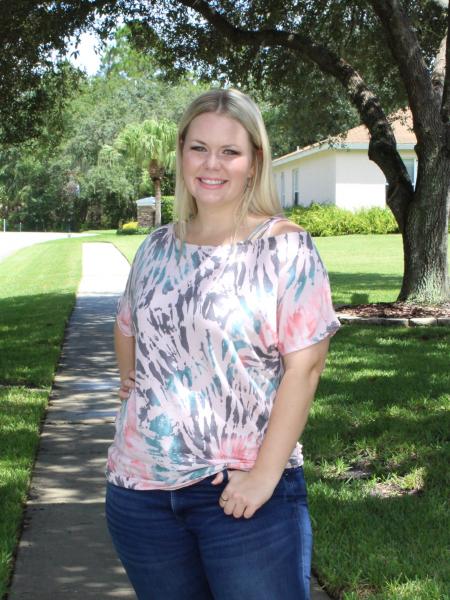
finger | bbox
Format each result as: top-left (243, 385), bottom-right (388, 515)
top-left (223, 499), bottom-right (236, 516)
top-left (211, 472), bottom-right (224, 485)
top-left (243, 505), bottom-right (256, 519)
top-left (128, 369), bottom-right (136, 381)
top-left (125, 378), bottom-right (135, 388)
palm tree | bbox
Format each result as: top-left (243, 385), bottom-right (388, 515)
top-left (114, 119), bottom-right (177, 227)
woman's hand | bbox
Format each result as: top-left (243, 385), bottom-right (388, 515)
top-left (118, 369), bottom-right (135, 400)
top-left (211, 469), bottom-right (279, 519)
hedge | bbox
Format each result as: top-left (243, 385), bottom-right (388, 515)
top-left (286, 204), bottom-right (399, 236)
top-left (117, 200), bottom-right (401, 237)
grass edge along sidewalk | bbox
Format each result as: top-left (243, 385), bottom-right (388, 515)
top-left (0, 233), bottom-right (449, 600)
top-left (0, 238), bottom-right (83, 599)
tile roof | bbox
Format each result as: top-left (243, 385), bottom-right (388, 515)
top-left (342, 109), bottom-right (415, 144)
top-left (273, 108), bottom-right (415, 162)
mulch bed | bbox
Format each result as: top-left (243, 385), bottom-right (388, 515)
top-left (335, 301), bottom-right (450, 319)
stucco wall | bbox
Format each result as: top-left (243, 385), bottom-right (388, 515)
top-left (273, 150), bottom-right (336, 208)
top-left (335, 149), bottom-right (417, 210)
top-left (273, 147), bottom-right (417, 211)
top-left (335, 150), bottom-right (386, 210)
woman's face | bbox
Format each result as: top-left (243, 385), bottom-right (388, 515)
top-left (181, 112), bottom-right (255, 213)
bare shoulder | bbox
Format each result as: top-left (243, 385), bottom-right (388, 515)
top-left (270, 219), bottom-right (306, 236)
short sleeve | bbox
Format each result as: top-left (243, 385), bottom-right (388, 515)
top-left (116, 245), bottom-right (143, 338)
top-left (277, 233), bottom-right (340, 355)
top-left (116, 269), bottom-right (135, 337)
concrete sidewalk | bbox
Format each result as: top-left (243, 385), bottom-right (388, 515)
top-left (8, 243), bottom-right (134, 599)
top-left (7, 241), bottom-right (331, 600)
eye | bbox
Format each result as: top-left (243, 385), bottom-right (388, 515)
top-left (223, 148), bottom-right (240, 155)
top-left (190, 145), bottom-right (206, 152)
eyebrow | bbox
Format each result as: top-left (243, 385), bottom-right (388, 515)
top-left (189, 139), bottom-right (241, 149)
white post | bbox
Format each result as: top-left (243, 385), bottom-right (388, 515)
top-left (3, 219), bottom-right (5, 232)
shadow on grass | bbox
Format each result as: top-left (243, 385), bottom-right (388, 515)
top-left (309, 478), bottom-right (447, 599)
top-left (304, 324), bottom-right (450, 598)
top-left (328, 272), bottom-right (402, 304)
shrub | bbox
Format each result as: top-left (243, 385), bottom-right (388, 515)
top-left (286, 204), bottom-right (399, 236)
top-left (122, 221), bottom-right (139, 231)
top-left (115, 197), bottom-right (174, 235)
top-left (161, 196), bottom-right (174, 224)
top-left (116, 221), bottom-right (152, 235)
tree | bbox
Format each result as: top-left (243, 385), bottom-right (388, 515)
top-left (0, 24), bottom-right (206, 230)
top-left (131, 0), bottom-right (449, 304)
top-left (80, 163), bottom-right (135, 228)
top-left (114, 119), bottom-right (177, 226)
top-left (1, 2), bottom-right (449, 302)
top-left (0, 0), bottom-right (90, 144)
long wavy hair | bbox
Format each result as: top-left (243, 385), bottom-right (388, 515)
top-left (174, 88), bottom-right (283, 244)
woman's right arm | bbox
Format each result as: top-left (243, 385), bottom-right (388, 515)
top-left (114, 321), bottom-right (135, 400)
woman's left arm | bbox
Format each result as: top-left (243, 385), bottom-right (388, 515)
top-left (213, 336), bottom-right (330, 519)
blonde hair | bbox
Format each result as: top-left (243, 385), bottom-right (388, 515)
top-left (174, 88), bottom-right (283, 243)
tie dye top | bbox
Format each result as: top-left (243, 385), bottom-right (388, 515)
top-left (106, 219), bottom-right (340, 490)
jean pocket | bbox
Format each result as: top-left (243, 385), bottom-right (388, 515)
top-left (283, 467), bottom-right (308, 500)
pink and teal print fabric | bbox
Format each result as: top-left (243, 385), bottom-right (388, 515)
top-left (106, 223), bottom-right (340, 490)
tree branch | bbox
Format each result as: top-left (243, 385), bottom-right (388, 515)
top-left (369, 0), bottom-right (439, 139)
top-left (180, 0), bottom-right (413, 228)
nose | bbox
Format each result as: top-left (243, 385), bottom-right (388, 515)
top-left (204, 151), bottom-right (220, 170)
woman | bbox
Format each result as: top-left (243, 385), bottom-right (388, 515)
top-left (105, 88), bottom-right (340, 600)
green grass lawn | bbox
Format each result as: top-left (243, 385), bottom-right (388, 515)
top-left (315, 234), bottom-right (405, 305)
top-left (0, 231), bottom-right (449, 599)
top-left (307, 325), bottom-right (449, 599)
top-left (0, 239), bottom-right (83, 386)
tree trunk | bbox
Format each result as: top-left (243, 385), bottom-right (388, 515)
top-left (149, 160), bottom-right (165, 228)
top-left (399, 150), bottom-right (450, 303)
top-left (153, 177), bottom-right (162, 227)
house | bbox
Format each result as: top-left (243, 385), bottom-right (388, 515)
top-left (272, 110), bottom-right (417, 211)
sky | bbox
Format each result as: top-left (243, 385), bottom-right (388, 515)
top-left (67, 31), bottom-right (104, 76)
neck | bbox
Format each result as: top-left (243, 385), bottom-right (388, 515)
top-left (190, 206), bottom-right (246, 237)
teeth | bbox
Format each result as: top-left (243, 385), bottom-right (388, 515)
top-left (200, 178), bottom-right (225, 184)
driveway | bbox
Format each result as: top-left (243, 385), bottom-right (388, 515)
top-left (0, 232), bottom-right (96, 262)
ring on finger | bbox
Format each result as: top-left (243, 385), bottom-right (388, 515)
top-left (220, 495), bottom-right (228, 502)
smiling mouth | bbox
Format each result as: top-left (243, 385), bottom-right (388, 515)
top-left (198, 178), bottom-right (227, 185)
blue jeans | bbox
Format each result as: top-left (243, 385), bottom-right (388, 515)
top-left (105, 467), bottom-right (312, 600)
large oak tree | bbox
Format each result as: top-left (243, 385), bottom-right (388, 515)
top-left (1, 0), bottom-right (449, 303)
top-left (135, 0), bottom-right (450, 305)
